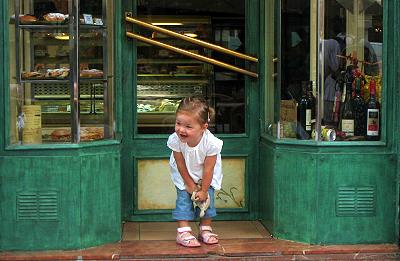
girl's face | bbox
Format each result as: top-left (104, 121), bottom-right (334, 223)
top-left (175, 111), bottom-right (208, 147)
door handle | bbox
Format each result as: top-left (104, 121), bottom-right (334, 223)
top-left (125, 16), bottom-right (258, 78)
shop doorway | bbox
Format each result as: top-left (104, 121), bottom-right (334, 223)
top-left (121, 0), bottom-right (261, 221)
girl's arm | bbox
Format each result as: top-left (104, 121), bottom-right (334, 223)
top-left (196, 155), bottom-right (217, 202)
top-left (173, 151), bottom-right (197, 194)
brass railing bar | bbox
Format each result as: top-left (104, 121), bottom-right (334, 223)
top-left (125, 16), bottom-right (258, 63)
top-left (126, 32), bottom-right (258, 78)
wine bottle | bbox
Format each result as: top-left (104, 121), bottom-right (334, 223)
top-left (306, 81), bottom-right (316, 130)
top-left (297, 82), bottom-right (312, 139)
top-left (366, 78), bottom-right (380, 140)
top-left (333, 71), bottom-right (345, 126)
top-left (352, 77), bottom-right (367, 136)
top-left (340, 80), bottom-right (355, 137)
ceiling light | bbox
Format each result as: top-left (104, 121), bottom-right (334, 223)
top-left (184, 33), bottom-right (197, 38)
top-left (54, 33), bottom-right (69, 40)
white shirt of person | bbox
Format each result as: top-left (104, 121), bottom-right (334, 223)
top-left (167, 129), bottom-right (223, 191)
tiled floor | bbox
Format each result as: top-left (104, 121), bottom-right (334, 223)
top-left (122, 221), bottom-right (270, 241)
top-left (1, 221), bottom-right (399, 260)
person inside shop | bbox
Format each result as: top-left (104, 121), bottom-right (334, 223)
top-left (322, 36), bottom-right (342, 126)
top-left (167, 96), bottom-right (223, 247)
top-left (34, 0), bottom-right (57, 18)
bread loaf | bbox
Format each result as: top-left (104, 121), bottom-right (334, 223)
top-left (80, 69), bottom-right (103, 78)
top-left (43, 13), bottom-right (67, 22)
top-left (50, 129), bottom-right (71, 141)
top-left (20, 15), bottom-right (37, 23)
top-left (21, 71), bottom-right (43, 78)
top-left (50, 127), bottom-right (104, 141)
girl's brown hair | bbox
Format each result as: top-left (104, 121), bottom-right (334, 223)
top-left (176, 96), bottom-right (215, 125)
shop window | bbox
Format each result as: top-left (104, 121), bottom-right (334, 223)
top-left (8, 0), bottom-right (114, 145)
top-left (266, 0), bottom-right (384, 142)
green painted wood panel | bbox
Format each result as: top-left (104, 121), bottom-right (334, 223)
top-left (259, 142), bottom-right (397, 244)
top-left (0, 147), bottom-right (121, 250)
top-left (316, 153), bottom-right (396, 244)
top-left (80, 152), bottom-right (121, 248)
top-left (0, 156), bottom-right (82, 250)
top-left (273, 149), bottom-right (318, 243)
top-left (259, 142), bottom-right (275, 233)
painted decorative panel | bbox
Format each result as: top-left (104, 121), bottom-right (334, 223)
top-left (137, 159), bottom-right (175, 210)
top-left (215, 158), bottom-right (245, 208)
top-left (137, 158), bottom-right (245, 210)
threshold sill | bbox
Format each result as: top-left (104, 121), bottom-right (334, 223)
top-left (260, 135), bottom-right (387, 147)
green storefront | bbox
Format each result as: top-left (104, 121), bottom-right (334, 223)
top-left (0, 0), bottom-right (398, 251)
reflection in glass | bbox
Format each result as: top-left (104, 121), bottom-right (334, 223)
top-left (278, 0), bottom-right (383, 141)
top-left (323, 0), bottom-right (383, 141)
top-left (279, 0), bottom-right (311, 139)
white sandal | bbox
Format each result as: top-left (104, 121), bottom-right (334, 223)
top-left (198, 226), bottom-right (219, 245)
top-left (176, 227), bottom-right (201, 247)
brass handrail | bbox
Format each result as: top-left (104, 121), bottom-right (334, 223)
top-left (126, 32), bottom-right (258, 78)
top-left (126, 16), bottom-right (258, 63)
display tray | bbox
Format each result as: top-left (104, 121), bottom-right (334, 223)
top-left (21, 75), bottom-right (69, 80)
top-left (80, 75), bottom-right (104, 79)
top-left (22, 70), bottom-right (70, 80)
top-left (20, 20), bottom-right (68, 25)
top-left (138, 112), bottom-right (176, 124)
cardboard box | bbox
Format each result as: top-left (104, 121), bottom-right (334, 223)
top-left (280, 99), bottom-right (297, 122)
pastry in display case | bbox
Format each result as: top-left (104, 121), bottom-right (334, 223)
top-left (10, 0), bottom-right (112, 144)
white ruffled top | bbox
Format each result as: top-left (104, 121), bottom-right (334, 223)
top-left (167, 129), bottom-right (223, 190)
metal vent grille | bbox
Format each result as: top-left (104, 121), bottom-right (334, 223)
top-left (17, 191), bottom-right (59, 221)
top-left (33, 83), bottom-right (103, 96)
top-left (336, 186), bottom-right (375, 217)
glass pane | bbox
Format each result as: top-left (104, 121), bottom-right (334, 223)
top-left (279, 0), bottom-right (312, 139)
top-left (323, 0), bottom-right (383, 141)
top-left (8, 1), bottom-right (72, 144)
top-left (277, 0), bottom-right (383, 142)
top-left (79, 0), bottom-right (112, 142)
top-left (264, 0), bottom-right (280, 137)
top-left (136, 0), bottom-right (246, 134)
top-left (8, 0), bottom-right (114, 144)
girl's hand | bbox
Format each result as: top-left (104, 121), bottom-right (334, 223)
top-left (195, 190), bottom-right (208, 202)
top-left (185, 184), bottom-right (197, 195)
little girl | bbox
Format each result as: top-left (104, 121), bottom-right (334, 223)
top-left (167, 96), bottom-right (223, 247)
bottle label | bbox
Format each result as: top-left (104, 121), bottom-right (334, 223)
top-left (341, 119), bottom-right (354, 136)
top-left (306, 109), bottom-right (311, 131)
top-left (367, 109), bottom-right (379, 136)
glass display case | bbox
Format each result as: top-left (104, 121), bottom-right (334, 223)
top-left (9, 0), bottom-right (114, 144)
top-left (267, 0), bottom-right (383, 142)
top-left (136, 16), bottom-right (213, 134)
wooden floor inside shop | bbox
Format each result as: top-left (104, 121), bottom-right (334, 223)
top-left (122, 220), bottom-right (270, 241)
